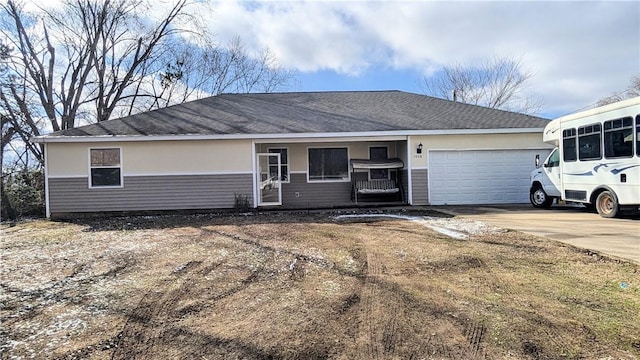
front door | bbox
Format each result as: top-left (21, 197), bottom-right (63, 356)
top-left (257, 153), bottom-right (282, 206)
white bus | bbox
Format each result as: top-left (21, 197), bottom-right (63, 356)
top-left (529, 96), bottom-right (640, 218)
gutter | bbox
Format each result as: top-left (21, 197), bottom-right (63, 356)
top-left (31, 128), bottom-right (546, 144)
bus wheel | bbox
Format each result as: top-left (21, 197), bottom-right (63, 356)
top-left (595, 190), bottom-right (619, 218)
top-left (530, 186), bottom-right (553, 208)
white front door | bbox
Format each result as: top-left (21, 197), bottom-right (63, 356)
top-left (257, 153), bottom-right (282, 206)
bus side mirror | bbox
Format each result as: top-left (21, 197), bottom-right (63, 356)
top-left (535, 154), bottom-right (540, 167)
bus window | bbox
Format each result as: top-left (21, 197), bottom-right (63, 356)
top-left (578, 124), bottom-right (601, 161)
top-left (562, 128), bottom-right (577, 161)
top-left (547, 148), bottom-right (560, 167)
top-left (636, 115), bottom-right (640, 157)
top-left (604, 117), bottom-right (633, 158)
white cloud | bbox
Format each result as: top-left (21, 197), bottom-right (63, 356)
top-left (197, 0), bottom-right (639, 116)
top-left (196, 1), bottom-right (379, 74)
top-left (22, 0), bottom-right (640, 116)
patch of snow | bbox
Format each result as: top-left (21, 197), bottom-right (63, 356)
top-left (335, 214), bottom-right (422, 221)
top-left (341, 256), bottom-right (359, 273)
top-left (423, 224), bottom-right (469, 240)
top-left (334, 213), bottom-right (502, 240)
top-left (320, 280), bottom-right (340, 293)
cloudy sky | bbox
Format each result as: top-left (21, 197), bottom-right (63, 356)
top-left (190, 0), bottom-right (639, 118)
top-left (23, 0), bottom-right (640, 119)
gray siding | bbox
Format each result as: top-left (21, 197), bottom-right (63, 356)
top-left (401, 169), bottom-right (409, 203)
top-left (281, 173), bottom-right (351, 207)
top-left (411, 169), bottom-right (429, 205)
top-left (49, 174), bottom-right (253, 214)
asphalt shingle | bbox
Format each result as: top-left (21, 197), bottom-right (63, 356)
top-left (46, 91), bottom-right (550, 137)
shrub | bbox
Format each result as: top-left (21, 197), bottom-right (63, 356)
top-left (233, 193), bottom-right (251, 212)
top-left (1, 167), bottom-right (45, 220)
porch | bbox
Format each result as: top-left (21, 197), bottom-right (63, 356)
top-left (254, 138), bottom-right (410, 208)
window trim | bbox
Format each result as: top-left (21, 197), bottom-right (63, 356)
top-left (603, 117), bottom-right (634, 159)
top-left (267, 147), bottom-right (290, 183)
top-left (306, 146), bottom-right (351, 183)
top-left (368, 145), bottom-right (390, 180)
top-left (88, 147), bottom-right (124, 189)
top-left (562, 128), bottom-right (577, 162)
top-left (577, 123), bottom-right (602, 161)
top-left (636, 114), bottom-right (640, 157)
top-left (546, 147), bottom-right (560, 168)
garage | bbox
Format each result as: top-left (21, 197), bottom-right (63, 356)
top-left (428, 149), bottom-right (551, 205)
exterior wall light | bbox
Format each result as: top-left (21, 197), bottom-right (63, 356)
top-left (417, 143), bottom-right (423, 154)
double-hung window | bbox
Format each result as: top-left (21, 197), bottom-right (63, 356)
top-left (308, 147), bottom-right (349, 181)
top-left (90, 148), bottom-right (122, 188)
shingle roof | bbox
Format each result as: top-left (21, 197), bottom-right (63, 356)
top-left (45, 91), bottom-right (549, 138)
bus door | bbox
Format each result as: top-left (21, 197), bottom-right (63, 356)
top-left (541, 148), bottom-right (562, 197)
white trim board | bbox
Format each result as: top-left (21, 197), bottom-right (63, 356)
top-left (44, 144), bottom-right (51, 218)
top-left (33, 128), bottom-right (545, 143)
top-left (125, 171), bottom-right (254, 177)
top-left (48, 171), bottom-right (254, 179)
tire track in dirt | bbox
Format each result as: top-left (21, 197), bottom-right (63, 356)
top-left (109, 258), bottom-right (272, 359)
top-left (355, 251), bottom-right (405, 359)
top-left (110, 261), bottom-right (204, 359)
top-left (463, 320), bottom-right (486, 357)
top-left (357, 251), bottom-right (381, 358)
top-left (108, 229), bottom-right (308, 359)
top-left (352, 233), bottom-right (483, 359)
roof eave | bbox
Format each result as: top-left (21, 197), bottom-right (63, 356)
top-left (31, 127), bottom-right (545, 143)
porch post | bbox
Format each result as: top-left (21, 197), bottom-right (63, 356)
top-left (407, 136), bottom-right (413, 205)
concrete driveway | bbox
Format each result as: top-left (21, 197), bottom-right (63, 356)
top-left (441, 205), bottom-right (640, 264)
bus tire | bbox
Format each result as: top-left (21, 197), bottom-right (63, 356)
top-left (595, 190), bottom-right (619, 218)
top-left (530, 186), bottom-right (553, 208)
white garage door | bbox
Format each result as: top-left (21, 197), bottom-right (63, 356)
top-left (429, 149), bottom-right (550, 205)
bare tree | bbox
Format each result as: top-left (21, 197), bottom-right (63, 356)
top-left (1, 0), bottom-right (294, 166)
top-left (1, 0), bottom-right (190, 132)
top-left (0, 0), bottom-right (192, 166)
top-left (1, 40), bottom-right (14, 168)
top-left (141, 37), bottom-right (293, 112)
top-left (0, 39), bottom-right (35, 168)
top-left (422, 56), bottom-right (542, 114)
top-left (597, 74), bottom-right (640, 106)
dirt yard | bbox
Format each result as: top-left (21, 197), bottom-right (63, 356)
top-left (1, 210), bottom-right (639, 359)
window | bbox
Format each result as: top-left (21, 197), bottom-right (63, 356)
top-left (562, 128), bottom-right (577, 161)
top-left (578, 124), bottom-right (601, 161)
top-left (268, 148), bottom-right (289, 182)
top-left (546, 148), bottom-right (560, 168)
top-left (369, 146), bottom-right (389, 180)
top-left (604, 117), bottom-right (633, 158)
top-left (308, 147), bottom-right (349, 181)
top-left (636, 115), bottom-right (640, 157)
top-left (90, 148), bottom-right (122, 187)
